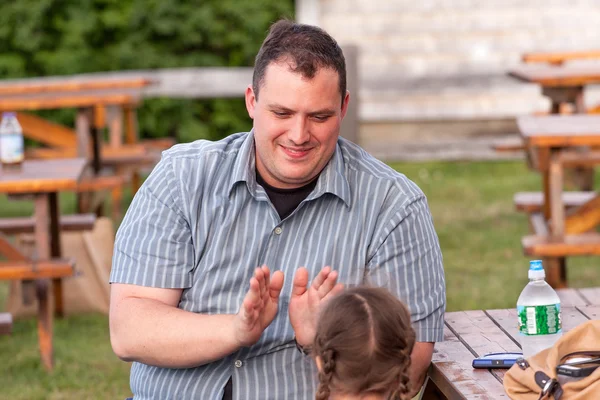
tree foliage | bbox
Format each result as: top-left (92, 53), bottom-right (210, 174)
top-left (0, 0), bottom-right (294, 142)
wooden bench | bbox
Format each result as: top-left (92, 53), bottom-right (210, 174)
top-left (491, 138), bottom-right (525, 153)
top-left (522, 232), bottom-right (600, 257)
top-left (0, 214), bottom-right (96, 235)
top-left (514, 191), bottom-right (595, 213)
top-left (0, 259), bottom-right (75, 280)
top-left (0, 258), bottom-right (76, 369)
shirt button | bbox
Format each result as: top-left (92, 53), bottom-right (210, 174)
top-left (274, 226), bottom-right (283, 235)
top-left (234, 360), bottom-right (243, 368)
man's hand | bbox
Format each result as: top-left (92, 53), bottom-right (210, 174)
top-left (289, 266), bottom-right (344, 348)
top-left (233, 265), bottom-right (284, 347)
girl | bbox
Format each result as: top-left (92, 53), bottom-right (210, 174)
top-left (311, 287), bottom-right (416, 400)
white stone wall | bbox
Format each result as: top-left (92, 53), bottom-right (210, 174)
top-left (298, 0), bottom-right (600, 121)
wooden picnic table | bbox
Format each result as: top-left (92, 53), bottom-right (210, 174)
top-left (423, 287), bottom-right (600, 399)
top-left (517, 115), bottom-right (600, 288)
top-left (509, 64), bottom-right (600, 114)
top-left (0, 158), bottom-right (86, 370)
top-left (0, 77), bottom-right (158, 215)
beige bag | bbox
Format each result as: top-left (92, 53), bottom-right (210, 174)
top-left (5, 217), bottom-right (114, 316)
top-left (503, 320), bottom-right (600, 399)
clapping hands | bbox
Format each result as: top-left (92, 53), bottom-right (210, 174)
top-left (234, 265), bottom-right (343, 348)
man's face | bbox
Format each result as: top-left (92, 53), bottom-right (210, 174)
top-left (245, 61), bottom-right (350, 189)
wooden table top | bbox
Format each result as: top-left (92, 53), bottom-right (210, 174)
top-left (517, 115), bottom-right (600, 147)
top-left (430, 287), bottom-right (600, 399)
top-left (0, 158), bottom-right (86, 194)
top-left (521, 50), bottom-right (600, 65)
top-left (0, 77), bottom-right (153, 96)
top-left (509, 65), bottom-right (600, 87)
top-left (0, 88), bottom-right (141, 111)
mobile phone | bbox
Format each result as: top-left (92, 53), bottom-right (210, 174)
top-left (556, 359), bottom-right (600, 378)
top-left (472, 352), bottom-right (523, 369)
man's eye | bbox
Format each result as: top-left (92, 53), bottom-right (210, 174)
top-left (273, 111), bottom-right (289, 118)
top-left (313, 115), bottom-right (329, 122)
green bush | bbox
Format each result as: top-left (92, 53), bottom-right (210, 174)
top-left (0, 0), bottom-right (295, 142)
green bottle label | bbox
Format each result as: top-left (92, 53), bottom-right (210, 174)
top-left (517, 304), bottom-right (561, 335)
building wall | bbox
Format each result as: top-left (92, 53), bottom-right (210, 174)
top-left (297, 0), bottom-right (600, 122)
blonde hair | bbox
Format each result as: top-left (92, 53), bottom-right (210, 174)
top-left (313, 287), bottom-right (416, 400)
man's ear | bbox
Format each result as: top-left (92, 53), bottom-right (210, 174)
top-left (245, 85), bottom-right (256, 119)
top-left (340, 90), bottom-right (350, 120)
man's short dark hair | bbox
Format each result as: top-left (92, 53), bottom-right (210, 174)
top-left (252, 19), bottom-right (347, 105)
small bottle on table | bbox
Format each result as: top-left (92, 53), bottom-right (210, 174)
top-left (0, 111), bottom-right (24, 172)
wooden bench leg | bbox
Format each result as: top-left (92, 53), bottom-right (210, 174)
top-left (544, 257), bottom-right (567, 289)
top-left (124, 106), bottom-right (142, 195)
top-left (36, 279), bottom-right (53, 371)
top-left (48, 192), bottom-right (65, 318)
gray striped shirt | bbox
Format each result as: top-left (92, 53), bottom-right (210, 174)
top-left (110, 131), bottom-right (445, 400)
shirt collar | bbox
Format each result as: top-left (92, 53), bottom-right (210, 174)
top-left (229, 131), bottom-right (352, 207)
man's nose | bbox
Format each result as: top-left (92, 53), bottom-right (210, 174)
top-left (288, 117), bottom-right (310, 145)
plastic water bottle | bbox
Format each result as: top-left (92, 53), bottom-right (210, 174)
top-left (0, 111), bottom-right (24, 170)
top-left (517, 260), bottom-right (562, 358)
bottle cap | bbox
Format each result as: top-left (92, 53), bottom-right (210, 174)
top-left (528, 259), bottom-right (545, 280)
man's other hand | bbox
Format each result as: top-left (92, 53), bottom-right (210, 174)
top-left (289, 266), bottom-right (344, 348)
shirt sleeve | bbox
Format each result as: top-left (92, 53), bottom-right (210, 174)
top-left (366, 194), bottom-right (446, 343)
top-left (109, 154), bottom-right (195, 288)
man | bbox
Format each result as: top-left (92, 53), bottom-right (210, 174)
top-left (109, 19), bottom-right (445, 399)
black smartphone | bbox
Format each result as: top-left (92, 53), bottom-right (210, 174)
top-left (556, 358), bottom-right (600, 378)
top-left (472, 352), bottom-right (523, 369)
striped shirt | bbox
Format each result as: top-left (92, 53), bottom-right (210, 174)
top-left (110, 131), bottom-right (446, 400)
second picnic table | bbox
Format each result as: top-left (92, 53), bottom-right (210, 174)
top-left (517, 115), bottom-right (600, 288)
top-left (423, 287), bottom-right (600, 399)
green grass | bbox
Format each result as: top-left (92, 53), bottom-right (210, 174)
top-left (390, 160), bottom-right (600, 311)
top-left (1, 160), bottom-right (599, 398)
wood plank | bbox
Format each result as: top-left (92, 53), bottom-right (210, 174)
top-left (486, 307), bottom-right (591, 346)
top-left (0, 158), bottom-right (86, 194)
top-left (522, 50), bottom-right (600, 65)
top-left (0, 213), bottom-right (95, 234)
top-left (565, 195), bottom-right (600, 234)
top-left (509, 65), bottom-right (600, 87)
top-left (0, 312), bottom-right (12, 335)
top-left (522, 233), bottom-right (600, 257)
top-left (514, 191), bottom-right (595, 213)
top-left (36, 278), bottom-right (53, 370)
top-left (0, 232), bottom-right (28, 261)
top-left (556, 288), bottom-right (590, 307)
top-left (16, 112), bottom-right (77, 149)
top-left (576, 305), bottom-right (600, 319)
top-left (578, 288), bottom-right (600, 306)
top-left (430, 324), bottom-right (508, 399)
top-left (560, 150), bottom-right (600, 167)
top-left (517, 115), bottom-right (600, 147)
top-left (529, 213), bottom-right (548, 236)
top-left (445, 310), bottom-right (521, 383)
top-left (0, 92), bottom-right (139, 111)
top-left (0, 78), bottom-right (153, 96)
top-left (492, 139), bottom-right (525, 153)
top-left (0, 259), bottom-right (74, 280)
top-left (0, 68), bottom-right (253, 99)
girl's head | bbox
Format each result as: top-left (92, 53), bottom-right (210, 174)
top-left (312, 287), bottom-right (416, 400)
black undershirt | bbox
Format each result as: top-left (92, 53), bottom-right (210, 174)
top-left (222, 171), bottom-right (318, 400)
top-left (255, 170), bottom-right (318, 219)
